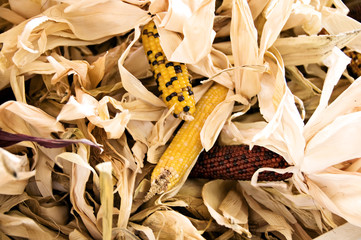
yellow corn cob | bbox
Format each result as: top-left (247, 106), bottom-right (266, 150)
top-left (142, 20), bottom-right (196, 120)
top-left (145, 83), bottom-right (228, 200)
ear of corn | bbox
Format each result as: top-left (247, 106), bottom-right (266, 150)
top-left (145, 83), bottom-right (228, 200)
top-left (190, 145), bottom-right (293, 181)
top-left (345, 50), bottom-right (361, 78)
top-left (142, 20), bottom-right (196, 121)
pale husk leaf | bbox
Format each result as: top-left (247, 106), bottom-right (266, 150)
top-left (142, 210), bottom-right (205, 240)
top-left (17, 197), bottom-right (74, 235)
top-left (283, 2), bottom-right (322, 35)
top-left (129, 222), bottom-right (156, 240)
top-left (202, 180), bottom-right (251, 237)
top-left (254, 50), bottom-right (305, 167)
top-left (239, 182), bottom-right (297, 225)
top-left (9, 0), bottom-right (55, 18)
top-left (242, 192), bottom-right (293, 240)
top-left (0, 210), bottom-right (67, 240)
top-left (56, 145), bottom-right (102, 239)
top-left (305, 47), bottom-right (350, 126)
top-left (201, 88), bottom-right (233, 151)
top-left (303, 51), bottom-right (354, 141)
top-left (274, 31), bottom-right (359, 66)
top-left (117, 27), bottom-right (165, 108)
top-left (96, 162), bottom-right (113, 240)
top-left (303, 112), bottom-right (361, 173)
top-left (313, 222), bottom-right (361, 240)
top-left (231, 0), bottom-right (261, 99)
top-left (306, 171), bottom-right (361, 228)
top-left (0, 148), bottom-right (35, 195)
top-left (322, 7), bottom-right (361, 52)
top-left (150, 0), bottom-right (216, 64)
top-left (0, 101), bottom-right (64, 137)
top-left (188, 49), bottom-right (233, 90)
top-left (259, 0), bottom-right (293, 57)
top-left (57, 93), bottom-right (131, 139)
top-left (147, 109), bottom-right (181, 164)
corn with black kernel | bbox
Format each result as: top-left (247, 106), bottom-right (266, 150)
top-left (144, 83), bottom-right (228, 200)
top-left (142, 20), bottom-right (196, 120)
top-left (190, 145), bottom-right (293, 181)
top-left (345, 50), bottom-right (361, 78)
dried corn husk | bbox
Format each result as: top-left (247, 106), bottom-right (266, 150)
top-left (1, 0), bottom-right (361, 239)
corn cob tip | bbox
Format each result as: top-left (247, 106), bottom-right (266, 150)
top-left (143, 170), bottom-right (171, 202)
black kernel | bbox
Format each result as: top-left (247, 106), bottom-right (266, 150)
top-left (152, 60), bottom-right (158, 66)
top-left (173, 113), bottom-right (179, 118)
top-left (156, 73), bottom-right (161, 79)
top-left (143, 29), bottom-right (148, 35)
top-left (183, 106), bottom-right (190, 112)
top-left (178, 95), bottom-right (185, 101)
top-left (188, 90), bottom-right (194, 95)
top-left (174, 65), bottom-right (182, 73)
top-left (165, 81), bottom-right (172, 87)
top-left (166, 92), bottom-right (177, 101)
top-left (170, 76), bottom-right (178, 81)
top-left (154, 52), bottom-right (163, 58)
top-left (147, 50), bottom-right (152, 55)
top-left (166, 62), bottom-right (174, 67)
top-left (154, 33), bottom-right (160, 38)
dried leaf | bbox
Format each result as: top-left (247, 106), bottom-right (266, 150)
top-left (283, 2), bottom-right (322, 35)
top-left (274, 31), bottom-right (359, 66)
top-left (231, 0), bottom-right (261, 98)
top-left (56, 145), bottom-right (102, 239)
top-left (96, 162), bottom-right (113, 240)
top-left (57, 93), bottom-right (131, 139)
top-left (0, 210), bottom-right (67, 240)
top-left (202, 180), bottom-right (251, 237)
top-left (143, 210), bottom-right (205, 240)
top-left (151, 0), bottom-right (216, 64)
top-left (201, 89), bottom-right (233, 151)
top-left (0, 148), bottom-right (35, 195)
top-left (322, 7), bottom-right (361, 52)
top-left (314, 222), bottom-right (361, 240)
top-left (242, 192), bottom-right (293, 240)
top-left (129, 222), bottom-right (156, 240)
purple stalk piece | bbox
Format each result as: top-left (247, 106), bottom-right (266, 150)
top-left (0, 128), bottom-right (101, 150)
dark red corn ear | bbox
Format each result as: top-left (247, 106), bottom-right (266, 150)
top-left (190, 145), bottom-right (293, 181)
